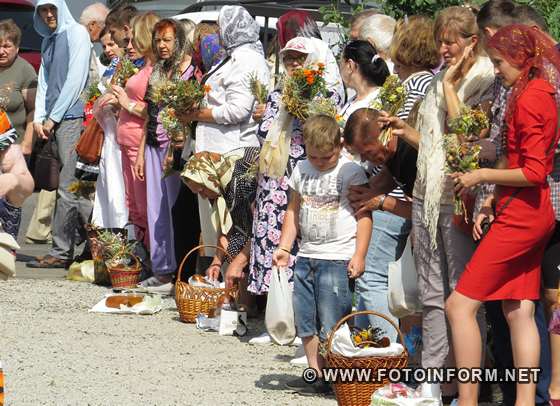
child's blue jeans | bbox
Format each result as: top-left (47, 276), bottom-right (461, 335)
top-left (293, 257), bottom-right (353, 341)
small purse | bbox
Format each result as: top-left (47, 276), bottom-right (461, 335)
top-left (33, 136), bottom-right (60, 191)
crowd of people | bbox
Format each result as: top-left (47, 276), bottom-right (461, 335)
top-left (0, 0), bottom-right (559, 403)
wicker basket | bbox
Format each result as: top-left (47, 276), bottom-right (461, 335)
top-left (325, 310), bottom-right (409, 406)
top-left (175, 244), bottom-right (238, 323)
top-left (86, 224), bottom-right (128, 287)
top-left (107, 256), bottom-right (141, 289)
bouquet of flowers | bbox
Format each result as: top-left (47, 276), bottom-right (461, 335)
top-left (443, 106), bottom-right (489, 217)
top-left (549, 282), bottom-right (560, 335)
top-left (111, 57), bottom-right (140, 88)
top-left (150, 78), bottom-right (210, 175)
top-left (351, 325), bottom-right (390, 348)
top-left (0, 84), bottom-right (12, 112)
top-left (448, 106), bottom-right (490, 143)
top-left (307, 97), bottom-right (345, 127)
top-left (249, 72), bottom-right (268, 105)
top-left (281, 63), bottom-right (328, 121)
top-left (81, 81), bottom-right (102, 104)
top-left (370, 75), bottom-right (407, 146)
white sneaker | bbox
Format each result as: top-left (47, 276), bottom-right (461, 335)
top-left (249, 332), bottom-right (272, 345)
top-left (289, 354), bottom-right (308, 367)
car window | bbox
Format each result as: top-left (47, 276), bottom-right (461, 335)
top-left (1, 6), bottom-right (42, 51)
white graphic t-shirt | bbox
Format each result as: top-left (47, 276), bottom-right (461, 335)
top-left (289, 155), bottom-right (368, 260)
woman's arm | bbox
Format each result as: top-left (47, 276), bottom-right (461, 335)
top-left (21, 87), bottom-right (36, 156)
top-left (112, 85), bottom-right (148, 118)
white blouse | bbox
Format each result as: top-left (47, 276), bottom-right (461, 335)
top-left (195, 45), bottom-right (270, 155)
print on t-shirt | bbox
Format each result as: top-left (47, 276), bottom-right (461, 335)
top-left (299, 172), bottom-right (342, 243)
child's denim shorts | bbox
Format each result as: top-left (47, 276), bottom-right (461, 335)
top-left (293, 257), bottom-right (353, 341)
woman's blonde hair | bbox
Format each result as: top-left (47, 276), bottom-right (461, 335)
top-left (390, 16), bottom-right (440, 70)
top-left (434, 6), bottom-right (481, 55)
top-left (131, 12), bottom-right (160, 59)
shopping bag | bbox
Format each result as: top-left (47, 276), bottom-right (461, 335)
top-left (265, 266), bottom-right (296, 345)
top-left (387, 238), bottom-right (422, 318)
top-left (371, 383), bottom-right (441, 406)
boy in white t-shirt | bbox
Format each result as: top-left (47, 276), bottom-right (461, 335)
top-left (273, 115), bottom-right (372, 395)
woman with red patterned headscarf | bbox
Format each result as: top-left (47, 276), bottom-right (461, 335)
top-left (447, 25), bottom-right (560, 406)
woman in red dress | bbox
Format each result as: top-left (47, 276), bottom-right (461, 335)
top-left (447, 25), bottom-right (560, 406)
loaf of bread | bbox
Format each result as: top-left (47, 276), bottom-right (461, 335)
top-left (105, 295), bottom-right (144, 308)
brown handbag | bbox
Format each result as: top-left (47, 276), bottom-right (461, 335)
top-left (76, 118), bottom-right (104, 164)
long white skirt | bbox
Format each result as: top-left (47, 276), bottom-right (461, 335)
top-left (91, 112), bottom-right (129, 228)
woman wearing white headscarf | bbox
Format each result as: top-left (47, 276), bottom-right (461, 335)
top-left (246, 36), bottom-right (344, 296)
top-left (179, 5), bottom-right (269, 265)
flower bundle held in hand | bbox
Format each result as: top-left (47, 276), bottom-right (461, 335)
top-left (444, 106), bottom-right (489, 217)
top-left (111, 58), bottom-right (140, 88)
top-left (81, 81), bottom-right (102, 104)
top-left (150, 79), bottom-right (210, 175)
top-left (281, 63), bottom-right (327, 121)
top-left (371, 75), bottom-right (407, 146)
top-left (249, 72), bottom-right (268, 105)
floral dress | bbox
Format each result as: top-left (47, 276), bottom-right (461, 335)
top-left (247, 90), bottom-right (305, 294)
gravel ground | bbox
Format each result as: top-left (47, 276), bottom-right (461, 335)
top-left (0, 278), bottom-right (337, 406)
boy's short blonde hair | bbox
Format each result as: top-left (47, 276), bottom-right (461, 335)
top-left (303, 115), bottom-right (341, 152)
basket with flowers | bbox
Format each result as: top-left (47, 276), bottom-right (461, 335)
top-left (370, 75), bottom-right (407, 146)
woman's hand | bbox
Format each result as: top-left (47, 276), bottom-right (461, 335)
top-left (20, 139), bottom-right (33, 156)
top-left (348, 255), bottom-right (365, 279)
top-left (451, 169), bottom-right (484, 197)
top-left (97, 93), bottom-right (118, 111)
top-left (206, 261), bottom-right (222, 281)
top-left (133, 153), bottom-right (145, 181)
top-left (252, 103), bottom-right (266, 122)
top-left (473, 203), bottom-right (495, 241)
top-left (225, 261), bottom-right (244, 288)
top-left (111, 85), bottom-right (130, 110)
top-left (443, 42), bottom-right (476, 87)
top-left (272, 248), bottom-right (290, 268)
top-left (377, 111), bottom-right (415, 140)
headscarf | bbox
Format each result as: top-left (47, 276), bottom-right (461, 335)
top-left (200, 34), bottom-right (226, 72)
top-left (487, 24), bottom-right (560, 121)
top-left (151, 19), bottom-right (189, 84)
top-left (218, 5), bottom-right (264, 56)
top-left (181, 150), bottom-right (243, 234)
top-left (277, 11), bottom-right (321, 49)
top-left (259, 37), bottom-right (344, 178)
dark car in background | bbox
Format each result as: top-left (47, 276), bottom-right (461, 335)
top-left (1, 0), bottom-right (42, 72)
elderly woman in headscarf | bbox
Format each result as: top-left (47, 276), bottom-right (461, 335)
top-left (133, 18), bottom-right (195, 294)
top-left (178, 6), bottom-right (269, 275)
top-left (182, 147), bottom-right (260, 290)
top-left (246, 36), bottom-right (344, 299)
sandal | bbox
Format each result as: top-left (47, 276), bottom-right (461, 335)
top-left (26, 254), bottom-right (69, 269)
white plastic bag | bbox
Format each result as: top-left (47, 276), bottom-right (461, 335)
top-left (265, 266), bottom-right (296, 345)
top-left (387, 238), bottom-right (422, 318)
top-left (0, 230), bottom-right (19, 280)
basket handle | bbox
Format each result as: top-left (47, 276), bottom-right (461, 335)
top-left (176, 244), bottom-right (232, 281)
top-left (326, 310), bottom-right (407, 356)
